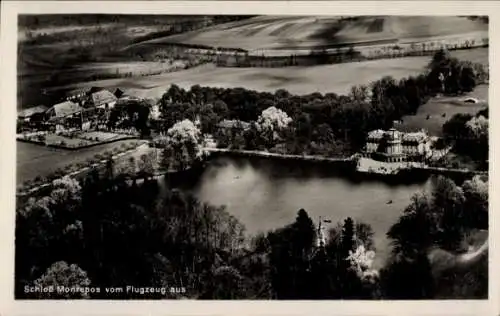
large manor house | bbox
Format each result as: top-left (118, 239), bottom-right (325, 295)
top-left (362, 128), bottom-right (433, 163)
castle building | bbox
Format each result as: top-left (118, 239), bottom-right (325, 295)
top-left (363, 128), bottom-right (432, 162)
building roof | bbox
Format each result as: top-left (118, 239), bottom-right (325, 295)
top-left (65, 88), bottom-right (88, 99)
top-left (367, 129), bottom-right (385, 140)
top-left (115, 96), bottom-right (144, 108)
top-left (218, 119), bottom-right (251, 130)
top-left (48, 101), bottom-right (82, 119)
top-left (402, 132), bottom-right (428, 143)
top-left (18, 105), bottom-right (48, 118)
top-left (367, 128), bottom-right (428, 143)
top-left (91, 90), bottom-right (117, 107)
top-left (392, 122), bottom-right (422, 133)
top-left (88, 86), bottom-right (105, 94)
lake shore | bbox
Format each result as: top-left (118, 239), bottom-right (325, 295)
top-left (205, 147), bottom-right (486, 179)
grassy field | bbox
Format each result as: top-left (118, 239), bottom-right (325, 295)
top-left (16, 140), bottom-right (143, 185)
top-left (18, 15), bottom-right (488, 108)
top-left (146, 16), bottom-right (488, 51)
top-left (48, 47), bottom-right (488, 99)
top-left (397, 84), bottom-right (488, 136)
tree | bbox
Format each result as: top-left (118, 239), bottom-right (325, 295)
top-left (380, 252), bottom-right (435, 299)
top-left (349, 85), bottom-right (370, 103)
top-left (295, 112), bottom-right (313, 141)
top-left (160, 102), bottom-right (192, 130)
top-left (460, 63), bottom-right (477, 92)
top-left (138, 152), bottom-right (156, 177)
top-left (255, 106), bottom-right (292, 147)
top-left (267, 209), bottom-right (315, 299)
top-left (430, 176), bottom-right (467, 251)
top-left (466, 115), bottom-right (488, 139)
top-left (443, 113), bottom-right (473, 141)
top-left (355, 222), bottom-right (375, 250)
top-left (33, 261), bottom-right (91, 299)
top-left (161, 84), bottom-right (184, 106)
top-left (198, 103), bottom-right (220, 134)
top-left (346, 244), bottom-right (380, 298)
top-left (462, 176), bottom-right (489, 229)
top-left (341, 217), bottom-right (355, 256)
top-left (428, 48), bottom-right (451, 71)
top-left (292, 209), bottom-right (316, 256)
top-left (162, 119), bottom-right (204, 171)
top-left (243, 123), bottom-right (263, 151)
top-left (205, 265), bottom-right (246, 299)
top-left (213, 99), bottom-right (229, 118)
top-left (50, 176), bottom-right (82, 206)
top-left (387, 192), bottom-right (436, 257)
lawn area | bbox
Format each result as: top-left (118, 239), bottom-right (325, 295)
top-left (396, 84), bottom-right (488, 136)
top-left (49, 47), bottom-right (488, 99)
top-left (16, 139), bottom-right (145, 185)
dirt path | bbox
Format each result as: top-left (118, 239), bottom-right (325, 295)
top-left (429, 234), bottom-right (489, 277)
top-left (457, 240), bottom-right (488, 264)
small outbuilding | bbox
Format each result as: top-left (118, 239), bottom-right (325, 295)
top-left (17, 105), bottom-right (49, 122)
top-left (46, 101), bottom-right (82, 120)
top-left (90, 90), bottom-right (118, 109)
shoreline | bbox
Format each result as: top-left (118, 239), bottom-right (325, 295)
top-left (17, 144), bottom-right (487, 199)
top-left (205, 147), bottom-right (487, 178)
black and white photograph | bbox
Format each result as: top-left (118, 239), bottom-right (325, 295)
top-left (3, 1), bottom-right (493, 307)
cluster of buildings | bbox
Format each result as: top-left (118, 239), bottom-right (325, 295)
top-left (17, 87), bottom-right (131, 130)
top-left (362, 128), bottom-right (433, 163)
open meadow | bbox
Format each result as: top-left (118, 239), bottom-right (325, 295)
top-left (397, 84), bottom-right (488, 136)
top-left (16, 140), bottom-right (145, 185)
top-left (48, 47), bottom-right (488, 99)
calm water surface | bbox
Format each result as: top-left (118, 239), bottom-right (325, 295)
top-left (190, 156), bottom-right (434, 268)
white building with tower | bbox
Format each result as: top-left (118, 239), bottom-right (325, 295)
top-left (362, 128), bottom-right (433, 162)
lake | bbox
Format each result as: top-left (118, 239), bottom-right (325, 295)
top-left (189, 155), bottom-right (434, 268)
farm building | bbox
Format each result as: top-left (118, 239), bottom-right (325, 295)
top-left (90, 90), bottom-right (118, 109)
top-left (17, 105), bottom-right (49, 122)
top-left (217, 119), bottom-right (251, 131)
top-left (46, 101), bottom-right (83, 121)
top-left (362, 128), bottom-right (432, 162)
